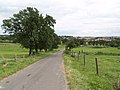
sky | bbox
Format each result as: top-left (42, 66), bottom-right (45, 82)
top-left (0, 0), bottom-right (120, 36)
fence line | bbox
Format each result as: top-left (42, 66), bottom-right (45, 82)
top-left (65, 50), bottom-right (99, 75)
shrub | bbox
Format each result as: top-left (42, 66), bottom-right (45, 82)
top-left (64, 50), bottom-right (70, 55)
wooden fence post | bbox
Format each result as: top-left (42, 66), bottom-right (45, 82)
top-left (70, 51), bottom-right (72, 56)
top-left (72, 51), bottom-right (73, 57)
top-left (84, 54), bottom-right (86, 66)
top-left (78, 52), bottom-right (79, 60)
top-left (82, 50), bottom-right (83, 53)
top-left (79, 51), bottom-right (80, 55)
top-left (74, 52), bottom-right (76, 57)
top-left (71, 50), bottom-right (73, 57)
top-left (95, 58), bottom-right (99, 75)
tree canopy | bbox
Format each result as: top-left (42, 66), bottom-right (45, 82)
top-left (1, 7), bottom-right (60, 55)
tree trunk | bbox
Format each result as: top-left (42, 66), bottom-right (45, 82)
top-left (39, 49), bottom-right (42, 52)
top-left (29, 48), bottom-right (32, 56)
top-left (35, 44), bottom-right (38, 54)
top-left (45, 49), bottom-right (47, 52)
top-left (35, 48), bottom-right (38, 54)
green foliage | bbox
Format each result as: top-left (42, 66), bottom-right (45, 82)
top-left (60, 36), bottom-right (86, 51)
top-left (2, 7), bottom-right (60, 55)
top-left (88, 40), bottom-right (110, 46)
top-left (64, 50), bottom-right (71, 55)
top-left (52, 33), bottom-right (61, 49)
top-left (0, 35), bottom-right (14, 43)
top-left (66, 40), bottom-right (76, 50)
top-left (87, 38), bottom-right (120, 48)
top-left (110, 38), bottom-right (120, 47)
top-left (0, 35), bottom-right (14, 41)
top-left (60, 36), bottom-right (85, 46)
top-left (0, 40), bottom-right (13, 43)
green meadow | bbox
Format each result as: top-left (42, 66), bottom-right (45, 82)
top-left (64, 47), bottom-right (120, 90)
top-left (0, 43), bottom-right (63, 80)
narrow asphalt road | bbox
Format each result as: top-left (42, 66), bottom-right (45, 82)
top-left (0, 50), bottom-right (67, 90)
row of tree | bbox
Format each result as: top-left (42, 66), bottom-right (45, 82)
top-left (88, 40), bottom-right (110, 46)
top-left (1, 7), bottom-right (60, 55)
top-left (0, 35), bottom-right (14, 41)
top-left (88, 39), bottom-right (120, 47)
top-left (60, 36), bottom-right (120, 50)
top-left (109, 38), bottom-right (120, 47)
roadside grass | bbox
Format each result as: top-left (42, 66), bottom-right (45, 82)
top-left (0, 43), bottom-right (64, 80)
top-left (64, 47), bottom-right (120, 90)
top-left (73, 47), bottom-right (120, 56)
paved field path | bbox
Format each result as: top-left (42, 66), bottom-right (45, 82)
top-left (0, 50), bottom-right (67, 90)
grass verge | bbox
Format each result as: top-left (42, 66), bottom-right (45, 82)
top-left (63, 47), bottom-right (120, 90)
top-left (0, 43), bottom-right (64, 80)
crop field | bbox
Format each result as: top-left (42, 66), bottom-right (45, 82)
top-left (0, 43), bottom-right (63, 80)
top-left (64, 47), bottom-right (120, 90)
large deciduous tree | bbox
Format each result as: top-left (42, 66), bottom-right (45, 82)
top-left (2, 7), bottom-right (60, 55)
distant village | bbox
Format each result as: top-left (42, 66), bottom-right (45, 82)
top-left (61, 36), bottom-right (120, 41)
top-left (76, 37), bottom-right (112, 41)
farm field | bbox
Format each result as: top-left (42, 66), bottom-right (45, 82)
top-left (0, 43), bottom-right (63, 80)
top-left (64, 47), bottom-right (120, 90)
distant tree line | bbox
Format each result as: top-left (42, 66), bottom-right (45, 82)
top-left (60, 36), bottom-right (85, 50)
top-left (0, 35), bottom-right (13, 40)
top-left (1, 7), bottom-right (60, 55)
top-left (0, 35), bottom-right (14, 43)
top-left (87, 38), bottom-right (120, 47)
top-left (88, 40), bottom-right (110, 46)
top-left (60, 36), bottom-right (120, 50)
top-left (109, 38), bottom-right (120, 47)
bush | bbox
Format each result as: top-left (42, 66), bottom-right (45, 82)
top-left (117, 47), bottom-right (120, 49)
top-left (64, 50), bottom-right (70, 55)
top-left (32, 51), bottom-right (36, 55)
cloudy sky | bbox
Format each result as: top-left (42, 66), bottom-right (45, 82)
top-left (0, 0), bottom-right (120, 36)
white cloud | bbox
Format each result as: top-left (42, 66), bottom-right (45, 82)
top-left (0, 0), bottom-right (120, 36)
